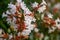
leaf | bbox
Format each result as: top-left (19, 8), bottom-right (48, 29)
top-left (0, 0), bottom-right (10, 13)
top-left (0, 20), bottom-right (8, 33)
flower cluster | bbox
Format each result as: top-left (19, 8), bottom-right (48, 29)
top-left (2, 0), bottom-right (47, 39)
top-left (16, 0), bottom-right (36, 36)
top-left (32, 0), bottom-right (47, 13)
top-left (17, 0), bottom-right (31, 14)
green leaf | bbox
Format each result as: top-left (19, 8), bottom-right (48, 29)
top-left (0, 0), bottom-right (10, 13)
top-left (0, 20), bottom-right (8, 33)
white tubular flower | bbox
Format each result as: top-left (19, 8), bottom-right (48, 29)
top-left (13, 17), bottom-right (16, 22)
top-left (25, 10), bottom-right (31, 14)
top-left (37, 0), bottom-right (47, 13)
top-left (48, 14), bottom-right (53, 18)
top-left (6, 18), bottom-right (12, 24)
top-left (34, 28), bottom-right (39, 32)
top-left (48, 28), bottom-right (53, 33)
top-left (20, 1), bottom-right (31, 14)
top-left (26, 25), bottom-right (34, 30)
top-left (8, 3), bottom-right (16, 9)
top-left (32, 2), bottom-right (38, 8)
top-left (2, 12), bottom-right (7, 18)
top-left (46, 12), bottom-right (53, 18)
top-left (51, 27), bottom-right (56, 31)
top-left (48, 26), bottom-right (56, 33)
top-left (38, 5), bottom-right (46, 13)
top-left (24, 16), bottom-right (32, 24)
top-left (22, 29), bottom-right (31, 36)
top-left (8, 3), bottom-right (16, 14)
top-left (9, 34), bottom-right (13, 39)
top-left (32, 0), bottom-right (47, 13)
top-left (20, 2), bottom-right (26, 10)
top-left (55, 18), bottom-right (60, 29)
top-left (10, 8), bottom-right (16, 14)
top-left (40, 0), bottom-right (47, 5)
top-left (6, 10), bottom-right (11, 14)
